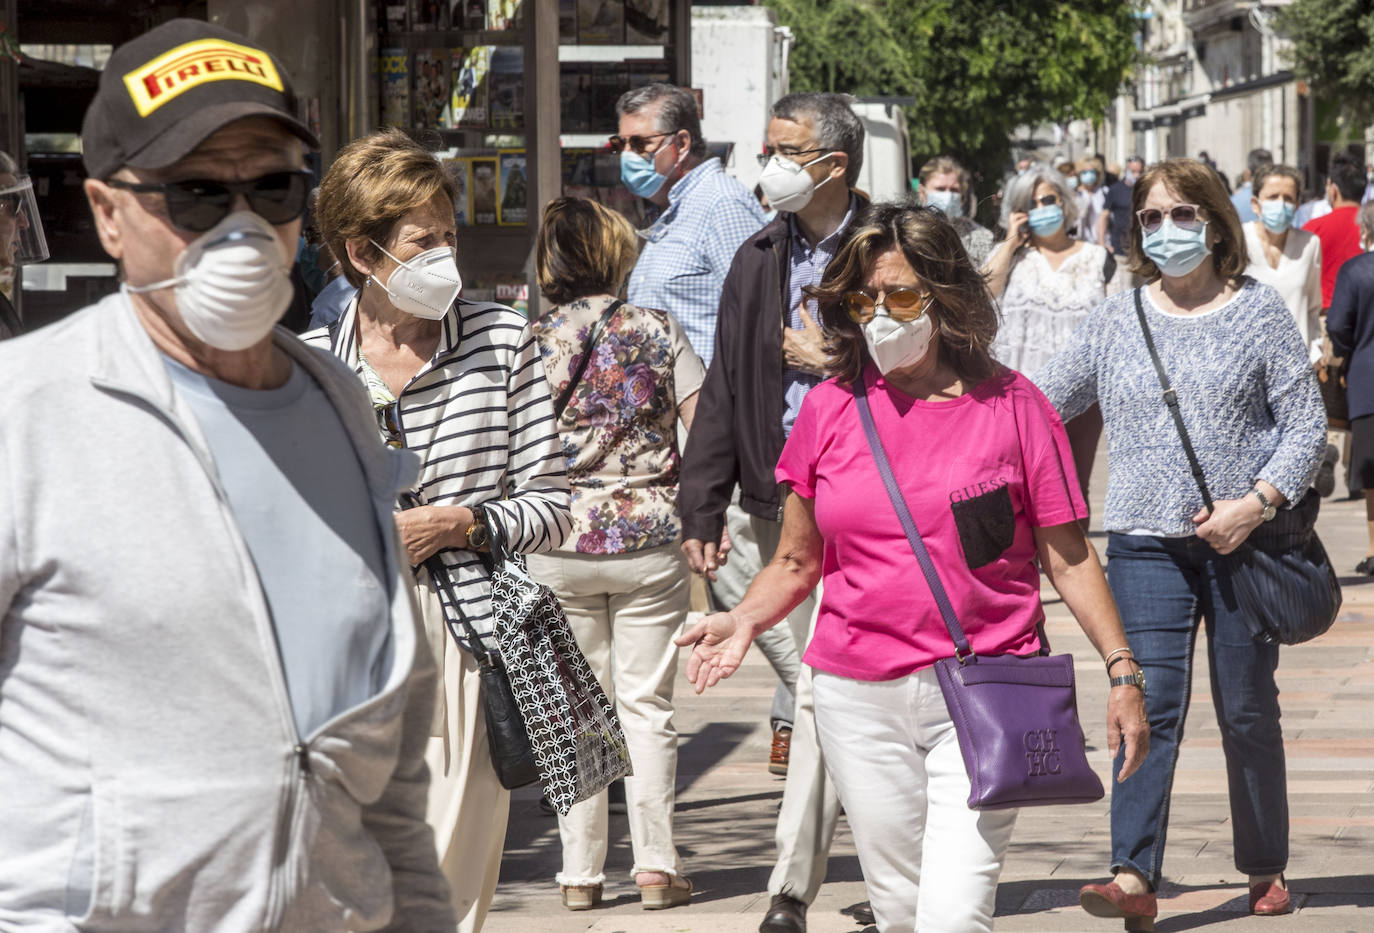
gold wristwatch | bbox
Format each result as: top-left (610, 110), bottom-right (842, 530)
top-left (465, 517), bottom-right (488, 549)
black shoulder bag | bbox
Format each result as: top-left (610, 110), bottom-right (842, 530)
top-left (553, 299), bottom-right (623, 420)
top-left (1131, 286), bottom-right (1341, 645)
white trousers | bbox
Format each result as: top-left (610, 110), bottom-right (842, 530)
top-left (415, 571), bottom-right (510, 933)
top-left (527, 544), bottom-right (689, 884)
top-left (813, 668), bottom-right (1019, 933)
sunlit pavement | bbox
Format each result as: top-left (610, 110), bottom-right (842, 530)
top-left (483, 448), bottom-right (1374, 932)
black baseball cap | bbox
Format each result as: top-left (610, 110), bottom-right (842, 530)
top-left (81, 18), bottom-right (319, 180)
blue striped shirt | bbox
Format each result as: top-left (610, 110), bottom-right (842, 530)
top-left (627, 157), bottom-right (766, 367)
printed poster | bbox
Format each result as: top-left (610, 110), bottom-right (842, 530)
top-left (412, 49), bottom-right (448, 128)
top-left (450, 0), bottom-right (485, 29)
top-left (579, 0), bottom-right (624, 44)
top-left (470, 156), bottom-right (499, 225)
top-left (624, 0), bottom-right (669, 44)
top-left (498, 149), bottom-right (527, 226)
top-left (487, 0), bottom-right (522, 30)
top-left (441, 157), bottom-right (471, 227)
top-left (488, 46), bottom-right (524, 130)
top-left (378, 48), bottom-right (410, 127)
top-left (410, 0), bottom-right (443, 30)
top-left (445, 46), bottom-right (490, 129)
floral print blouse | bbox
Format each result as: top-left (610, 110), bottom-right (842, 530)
top-left (533, 295), bottom-right (706, 554)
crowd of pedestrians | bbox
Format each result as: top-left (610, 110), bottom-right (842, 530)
top-left (0, 16), bottom-right (1368, 933)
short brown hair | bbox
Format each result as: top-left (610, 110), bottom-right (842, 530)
top-left (918, 155), bottom-right (968, 192)
top-left (1251, 163), bottom-right (1302, 202)
top-left (535, 197), bottom-right (639, 305)
top-left (1130, 158), bottom-right (1247, 283)
top-left (315, 128), bottom-right (457, 288)
top-left (807, 202), bottom-right (1001, 387)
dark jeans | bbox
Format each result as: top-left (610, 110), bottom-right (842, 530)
top-left (1105, 533), bottom-right (1288, 889)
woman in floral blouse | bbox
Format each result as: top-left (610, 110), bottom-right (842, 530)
top-left (528, 197), bottom-right (705, 912)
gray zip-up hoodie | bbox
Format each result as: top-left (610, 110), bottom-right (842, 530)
top-left (0, 293), bottom-right (454, 932)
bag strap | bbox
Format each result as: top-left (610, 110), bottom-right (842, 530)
top-left (850, 380), bottom-right (973, 660)
top-left (1132, 287), bottom-right (1215, 511)
top-left (402, 492), bottom-right (494, 664)
top-left (554, 299), bottom-right (624, 420)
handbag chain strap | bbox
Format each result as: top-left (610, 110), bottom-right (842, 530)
top-left (1132, 287), bottom-right (1215, 511)
top-left (851, 380), bottom-right (974, 661)
top-left (554, 299), bottom-right (624, 420)
top-left (403, 491), bottom-right (496, 664)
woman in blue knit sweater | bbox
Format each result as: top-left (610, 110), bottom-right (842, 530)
top-left (1036, 159), bottom-right (1325, 929)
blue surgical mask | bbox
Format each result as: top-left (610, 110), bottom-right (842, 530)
top-left (1028, 203), bottom-right (1065, 236)
top-left (620, 149), bottom-right (670, 199)
top-left (1142, 219), bottom-right (1211, 278)
top-left (1260, 200), bottom-right (1296, 233)
top-left (1080, 170), bottom-right (1098, 186)
top-left (925, 189), bottom-right (963, 218)
top-left (1065, 175), bottom-right (1080, 191)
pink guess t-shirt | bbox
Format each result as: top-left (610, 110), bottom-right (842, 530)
top-left (776, 366), bottom-right (1086, 681)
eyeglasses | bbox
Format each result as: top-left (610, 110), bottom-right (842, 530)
top-left (756, 145), bottom-right (827, 167)
top-left (843, 287), bottom-right (932, 324)
top-left (376, 401), bottom-right (403, 449)
top-left (107, 169), bottom-right (312, 233)
top-left (607, 132), bottom-right (673, 155)
top-left (1136, 203), bottom-right (1202, 234)
top-left (1033, 194), bottom-right (1060, 207)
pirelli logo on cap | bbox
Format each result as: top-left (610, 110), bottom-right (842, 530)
top-left (123, 39), bottom-right (283, 117)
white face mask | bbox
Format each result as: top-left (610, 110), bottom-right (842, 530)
top-left (126, 210), bottom-right (293, 352)
top-left (369, 240), bottom-right (462, 320)
top-left (863, 306), bottom-right (935, 374)
top-left (757, 152), bottom-right (837, 214)
top-left (925, 189), bottom-right (963, 218)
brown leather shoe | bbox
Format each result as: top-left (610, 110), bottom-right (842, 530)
top-left (769, 727), bottom-right (791, 775)
top-left (1079, 881), bottom-right (1158, 919)
top-left (1249, 877), bottom-right (1291, 915)
top-left (759, 893), bottom-right (805, 933)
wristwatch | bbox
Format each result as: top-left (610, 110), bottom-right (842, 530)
top-left (1249, 486), bottom-right (1277, 522)
top-left (465, 518), bottom-right (488, 549)
top-left (1109, 667), bottom-right (1147, 693)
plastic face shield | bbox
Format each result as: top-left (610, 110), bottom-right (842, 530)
top-left (0, 176), bottom-right (49, 267)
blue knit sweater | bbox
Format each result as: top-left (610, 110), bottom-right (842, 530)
top-left (1034, 279), bottom-right (1326, 535)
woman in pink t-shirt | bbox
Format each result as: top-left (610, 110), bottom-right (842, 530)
top-left (677, 204), bottom-right (1149, 933)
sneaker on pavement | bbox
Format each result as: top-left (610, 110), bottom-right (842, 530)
top-left (769, 726), bottom-right (792, 776)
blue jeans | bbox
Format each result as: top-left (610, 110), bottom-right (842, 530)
top-left (1105, 533), bottom-right (1288, 889)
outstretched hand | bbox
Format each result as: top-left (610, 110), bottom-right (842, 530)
top-left (673, 611), bottom-right (754, 694)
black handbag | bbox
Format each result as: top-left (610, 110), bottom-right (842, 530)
top-left (1132, 287), bottom-right (1341, 645)
top-left (407, 494), bottom-right (540, 790)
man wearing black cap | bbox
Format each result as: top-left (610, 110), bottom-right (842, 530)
top-left (0, 19), bottom-right (452, 932)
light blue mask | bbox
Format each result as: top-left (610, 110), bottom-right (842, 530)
top-left (1028, 203), bottom-right (1064, 236)
top-left (620, 150), bottom-right (669, 199)
top-left (1260, 200), bottom-right (1296, 233)
top-left (925, 189), bottom-right (963, 218)
top-left (1080, 170), bottom-right (1098, 186)
top-left (1142, 219), bottom-right (1211, 278)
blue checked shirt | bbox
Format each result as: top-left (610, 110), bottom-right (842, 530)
top-left (627, 158), bottom-right (766, 368)
top-left (783, 196), bottom-right (856, 435)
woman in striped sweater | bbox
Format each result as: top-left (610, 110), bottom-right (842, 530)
top-left (309, 129), bottom-right (572, 933)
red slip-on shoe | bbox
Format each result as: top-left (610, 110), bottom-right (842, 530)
top-left (1079, 881), bottom-right (1159, 919)
top-left (1249, 878), bottom-right (1291, 916)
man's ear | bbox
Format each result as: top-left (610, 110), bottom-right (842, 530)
top-left (828, 152), bottom-right (849, 183)
top-left (83, 179), bottom-right (124, 261)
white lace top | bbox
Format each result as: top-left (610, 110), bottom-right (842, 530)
top-left (993, 242), bottom-right (1110, 376)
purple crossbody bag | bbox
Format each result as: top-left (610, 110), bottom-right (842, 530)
top-left (852, 381), bottom-right (1104, 810)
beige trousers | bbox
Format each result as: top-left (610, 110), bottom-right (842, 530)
top-left (527, 544), bottom-right (690, 885)
top-left (415, 570), bottom-right (510, 933)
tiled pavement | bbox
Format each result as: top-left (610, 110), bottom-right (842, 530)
top-left (483, 459), bottom-right (1374, 932)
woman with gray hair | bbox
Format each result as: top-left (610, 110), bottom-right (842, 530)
top-left (985, 163), bottom-right (1116, 503)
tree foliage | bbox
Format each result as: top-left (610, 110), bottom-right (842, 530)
top-left (1277, 0), bottom-right (1374, 129)
top-left (763, 0), bottom-right (1139, 209)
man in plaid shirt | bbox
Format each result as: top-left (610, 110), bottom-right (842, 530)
top-left (615, 83), bottom-right (766, 368)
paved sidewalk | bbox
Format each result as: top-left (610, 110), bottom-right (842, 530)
top-left (484, 468), bottom-right (1374, 932)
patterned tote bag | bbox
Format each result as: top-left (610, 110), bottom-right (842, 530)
top-left (485, 511), bottom-right (633, 814)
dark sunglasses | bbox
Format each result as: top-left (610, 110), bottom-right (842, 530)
top-left (1136, 203), bottom-right (1202, 234)
top-left (756, 145), bottom-right (827, 167)
top-left (607, 131), bottom-right (672, 155)
top-left (107, 169), bottom-right (312, 233)
top-left (1033, 194), bottom-right (1060, 207)
top-left (375, 401), bottom-right (404, 449)
top-left (843, 287), bottom-right (931, 324)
